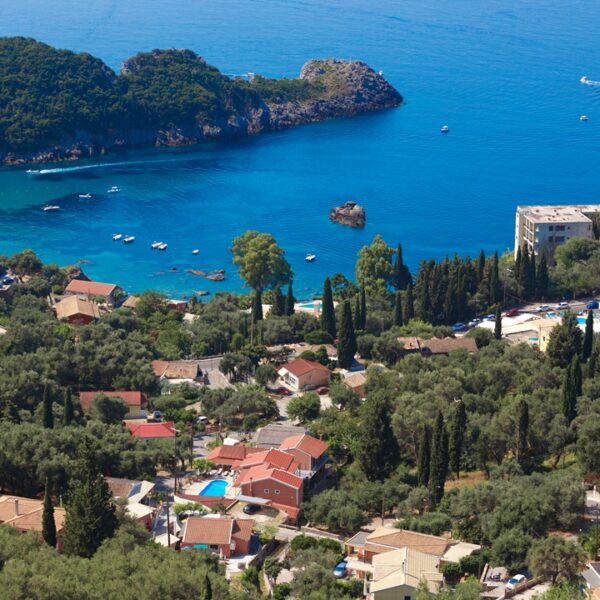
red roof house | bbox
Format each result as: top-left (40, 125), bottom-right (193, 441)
top-left (64, 279), bottom-right (121, 305)
top-left (126, 421), bottom-right (176, 440)
top-left (206, 445), bottom-right (264, 469)
top-left (180, 516), bottom-right (255, 558)
top-left (278, 434), bottom-right (328, 474)
top-left (79, 391), bottom-right (148, 419)
top-left (277, 358), bottom-right (331, 392)
top-left (237, 448), bottom-right (299, 474)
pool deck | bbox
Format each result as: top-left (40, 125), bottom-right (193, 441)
top-left (183, 475), bottom-right (236, 499)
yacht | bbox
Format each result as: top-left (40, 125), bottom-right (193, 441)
top-left (580, 115), bottom-right (589, 121)
top-left (158, 243), bottom-right (168, 251)
top-left (305, 253), bottom-right (316, 262)
top-left (192, 249), bottom-right (200, 255)
top-left (123, 235), bottom-right (135, 244)
top-left (107, 186), bottom-right (120, 193)
top-left (78, 193), bottom-right (92, 199)
top-left (150, 241), bottom-right (163, 249)
top-left (43, 205), bottom-right (60, 212)
top-left (581, 76), bottom-right (590, 84)
top-left (112, 233), bottom-right (123, 241)
top-left (440, 125), bottom-right (449, 133)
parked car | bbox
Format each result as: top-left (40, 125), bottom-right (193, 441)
top-left (243, 503), bottom-right (261, 515)
top-left (147, 410), bottom-right (162, 423)
top-left (333, 561), bottom-right (348, 579)
top-left (276, 387), bottom-right (293, 396)
top-left (506, 574), bottom-right (526, 590)
top-left (556, 302), bottom-right (569, 309)
top-left (452, 322), bottom-right (468, 332)
top-left (483, 314), bottom-right (495, 321)
top-left (317, 386), bottom-right (329, 395)
top-left (504, 308), bottom-right (519, 317)
top-left (587, 300), bottom-right (599, 310)
top-left (196, 416), bottom-right (208, 424)
top-left (537, 305), bottom-right (550, 312)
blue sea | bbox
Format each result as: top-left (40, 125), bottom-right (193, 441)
top-left (0, 0), bottom-right (599, 299)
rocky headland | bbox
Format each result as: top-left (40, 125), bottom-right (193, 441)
top-left (0, 38), bottom-right (403, 165)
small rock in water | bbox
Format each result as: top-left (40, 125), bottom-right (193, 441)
top-left (330, 201), bottom-right (366, 228)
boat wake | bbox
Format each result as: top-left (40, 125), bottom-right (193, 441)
top-left (581, 75), bottom-right (600, 87)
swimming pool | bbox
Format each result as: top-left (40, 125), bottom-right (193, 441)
top-left (299, 302), bottom-right (321, 312)
top-left (199, 479), bottom-right (228, 497)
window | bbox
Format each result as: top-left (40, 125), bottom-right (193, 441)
top-left (556, 236), bottom-right (565, 243)
top-left (549, 225), bottom-right (554, 231)
top-left (263, 489), bottom-right (270, 494)
top-left (274, 489), bottom-right (281, 495)
top-left (556, 225), bottom-right (565, 231)
top-left (404, 596), bottom-right (411, 600)
top-left (549, 236), bottom-right (554, 243)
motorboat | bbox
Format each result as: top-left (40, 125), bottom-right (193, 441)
top-left (440, 125), bottom-right (449, 133)
top-left (580, 115), bottom-right (589, 121)
top-left (78, 193), bottom-right (92, 199)
top-left (192, 249), bottom-right (200, 255)
top-left (305, 253), bottom-right (316, 262)
top-left (107, 186), bottom-right (120, 193)
top-left (150, 241), bottom-right (163, 249)
top-left (157, 243), bottom-right (168, 251)
top-left (43, 205), bottom-right (60, 212)
top-left (378, 70), bottom-right (384, 76)
top-left (112, 233), bottom-right (123, 241)
top-left (123, 236), bottom-right (135, 244)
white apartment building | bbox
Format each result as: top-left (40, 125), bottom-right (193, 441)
top-left (514, 204), bottom-right (600, 260)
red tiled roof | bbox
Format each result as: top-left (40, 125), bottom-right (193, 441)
top-left (65, 279), bottom-right (117, 297)
top-left (238, 449), bottom-right (298, 473)
top-left (182, 516), bottom-right (253, 546)
top-left (126, 421), bottom-right (176, 439)
top-left (279, 358), bottom-right (330, 377)
top-left (279, 434), bottom-right (328, 459)
top-left (206, 445), bottom-right (263, 467)
top-left (79, 391), bottom-right (147, 412)
top-left (235, 464), bottom-right (303, 490)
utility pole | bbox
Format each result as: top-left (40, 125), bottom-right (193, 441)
top-left (166, 496), bottom-right (171, 549)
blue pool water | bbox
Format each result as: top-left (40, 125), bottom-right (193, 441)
top-left (1, 1), bottom-right (600, 298)
top-left (199, 479), bottom-right (228, 497)
top-left (299, 302), bottom-right (321, 311)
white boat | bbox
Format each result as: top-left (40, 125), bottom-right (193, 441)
top-left (192, 249), bottom-right (200, 255)
top-left (150, 241), bottom-right (163, 249)
top-left (581, 75), bottom-right (600, 86)
top-left (378, 70), bottom-right (384, 76)
top-left (43, 205), bottom-right (60, 212)
top-left (440, 125), bottom-right (449, 133)
top-left (158, 243), bottom-right (168, 251)
top-left (112, 233), bottom-right (122, 241)
top-left (581, 76), bottom-right (589, 84)
top-left (107, 186), bottom-right (120, 193)
top-left (123, 236), bottom-right (135, 244)
top-left (580, 115), bottom-right (589, 121)
top-left (305, 253), bottom-right (316, 262)
top-left (78, 193), bottom-right (92, 199)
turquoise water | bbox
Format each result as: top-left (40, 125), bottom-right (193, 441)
top-left (1, 1), bottom-right (600, 298)
top-left (199, 479), bottom-right (228, 497)
top-left (299, 302), bottom-right (321, 311)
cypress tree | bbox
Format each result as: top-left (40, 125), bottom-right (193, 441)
top-left (417, 425), bottom-right (431, 487)
top-left (489, 251), bottom-right (501, 305)
top-left (63, 441), bottom-right (118, 558)
top-left (429, 411), bottom-right (449, 504)
top-left (354, 295), bottom-right (361, 331)
top-left (449, 401), bottom-right (467, 479)
top-left (562, 356), bottom-right (581, 424)
top-left (476, 250), bottom-right (486, 284)
top-left (337, 300), bottom-right (357, 369)
top-left (200, 574), bottom-right (213, 600)
top-left (514, 246), bottom-right (522, 288)
top-left (515, 399), bottom-right (529, 471)
top-left (42, 479), bottom-right (57, 548)
top-left (583, 310), bottom-right (594, 362)
top-left (536, 253), bottom-right (549, 300)
top-left (285, 282), bottom-right (295, 316)
top-left (403, 283), bottom-right (415, 323)
top-left (494, 304), bottom-right (502, 340)
top-left (393, 291), bottom-right (403, 327)
top-left (42, 384), bottom-right (54, 429)
top-left (589, 344), bottom-right (598, 378)
top-left (270, 287), bottom-right (284, 317)
top-left (547, 312), bottom-right (583, 368)
top-left (64, 388), bottom-right (74, 426)
top-left (529, 251), bottom-right (536, 296)
top-left (393, 244), bottom-right (412, 290)
top-left (359, 285), bottom-right (367, 330)
top-left (320, 277), bottom-right (336, 337)
top-left (519, 245), bottom-right (530, 298)
top-left (356, 391), bottom-right (400, 481)
top-left (251, 290), bottom-right (263, 322)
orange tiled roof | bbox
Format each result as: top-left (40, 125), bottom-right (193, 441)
top-left (279, 358), bottom-right (330, 377)
top-left (207, 445), bottom-right (263, 467)
top-left (235, 464), bottom-right (303, 490)
top-left (65, 279), bottom-right (117, 297)
top-left (365, 527), bottom-right (453, 557)
top-left (182, 516), bottom-right (253, 546)
top-left (0, 495), bottom-right (65, 533)
top-left (126, 421), bottom-right (176, 438)
top-left (54, 296), bottom-right (100, 320)
top-left (279, 433), bottom-right (328, 459)
top-left (79, 391), bottom-right (147, 412)
top-left (238, 449), bottom-right (298, 473)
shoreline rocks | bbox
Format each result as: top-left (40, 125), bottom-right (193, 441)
top-left (330, 201), bottom-right (366, 228)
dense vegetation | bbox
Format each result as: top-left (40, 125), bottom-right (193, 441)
top-left (0, 37), bottom-right (350, 154)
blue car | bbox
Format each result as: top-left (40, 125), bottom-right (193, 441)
top-left (452, 322), bottom-right (468, 332)
top-left (333, 561), bottom-right (348, 579)
top-left (587, 300), bottom-right (599, 310)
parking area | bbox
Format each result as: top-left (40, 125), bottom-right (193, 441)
top-left (227, 501), bottom-right (287, 528)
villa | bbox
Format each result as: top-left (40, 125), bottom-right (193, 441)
top-left (151, 360), bottom-right (203, 386)
top-left (54, 295), bottom-right (100, 325)
top-left (64, 279), bottom-right (122, 306)
top-left (78, 391), bottom-right (148, 419)
top-left (206, 445), bottom-right (264, 469)
top-left (105, 477), bottom-right (155, 530)
top-left (126, 421), bottom-right (177, 440)
top-left (278, 433), bottom-right (328, 480)
top-left (277, 358), bottom-right (331, 392)
top-left (180, 515), bottom-right (257, 558)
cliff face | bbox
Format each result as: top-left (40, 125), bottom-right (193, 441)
top-left (0, 45), bottom-right (402, 165)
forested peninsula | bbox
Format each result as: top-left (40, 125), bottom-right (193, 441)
top-left (0, 37), bottom-right (403, 165)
